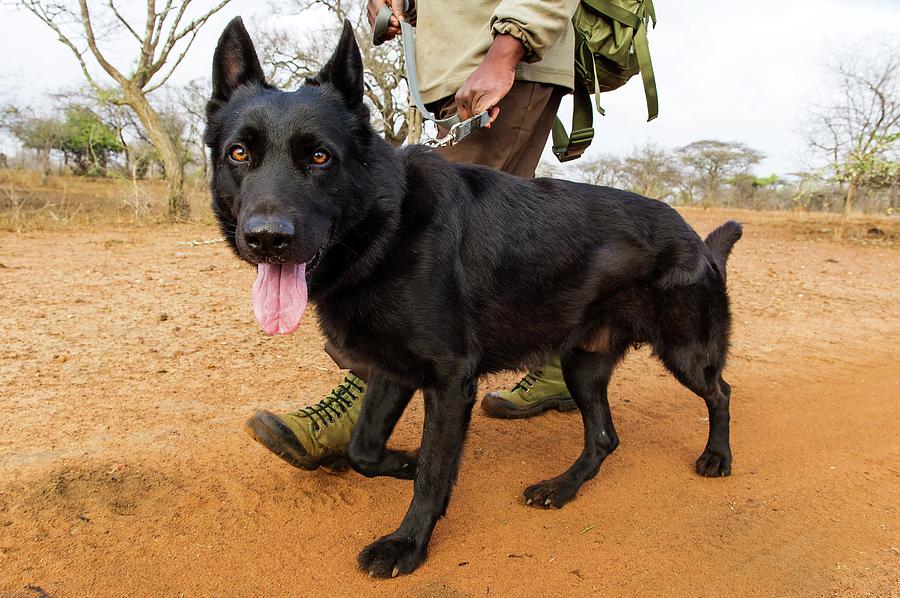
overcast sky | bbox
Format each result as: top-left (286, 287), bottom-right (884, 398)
top-left (0, 0), bottom-right (898, 176)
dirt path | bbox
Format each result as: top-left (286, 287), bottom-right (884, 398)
top-left (0, 209), bottom-right (898, 597)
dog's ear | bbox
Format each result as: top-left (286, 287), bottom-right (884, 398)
top-left (210, 17), bottom-right (266, 104)
top-left (315, 20), bottom-right (364, 107)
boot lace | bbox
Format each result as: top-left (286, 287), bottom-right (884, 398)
top-left (511, 370), bottom-right (543, 393)
top-left (293, 376), bottom-right (365, 432)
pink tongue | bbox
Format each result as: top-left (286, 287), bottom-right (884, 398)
top-left (252, 263), bottom-right (308, 335)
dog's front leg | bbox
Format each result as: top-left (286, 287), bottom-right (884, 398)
top-left (348, 373), bottom-right (417, 480)
top-left (358, 373), bottom-right (477, 578)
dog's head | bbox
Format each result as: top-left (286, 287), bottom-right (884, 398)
top-left (205, 18), bottom-right (397, 335)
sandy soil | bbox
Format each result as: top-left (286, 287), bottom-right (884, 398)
top-left (0, 208), bottom-right (898, 597)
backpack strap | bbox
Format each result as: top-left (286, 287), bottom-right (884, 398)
top-left (582, 0), bottom-right (641, 29)
top-left (634, 13), bottom-right (658, 121)
top-left (551, 82), bottom-right (594, 162)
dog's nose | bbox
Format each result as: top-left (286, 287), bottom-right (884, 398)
top-left (243, 215), bottom-right (295, 257)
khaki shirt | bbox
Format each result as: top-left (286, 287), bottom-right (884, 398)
top-left (413, 0), bottom-right (579, 104)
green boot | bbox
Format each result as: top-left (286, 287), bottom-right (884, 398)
top-left (481, 357), bottom-right (576, 418)
top-left (244, 372), bottom-right (366, 471)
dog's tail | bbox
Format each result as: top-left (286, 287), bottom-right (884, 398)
top-left (705, 221), bottom-right (743, 281)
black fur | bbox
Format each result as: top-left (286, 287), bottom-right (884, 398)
top-left (206, 18), bottom-right (743, 578)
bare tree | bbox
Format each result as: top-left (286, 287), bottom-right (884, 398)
top-left (173, 79), bottom-right (211, 178)
top-left (621, 144), bottom-right (682, 201)
top-left (677, 140), bottom-right (764, 205)
top-left (566, 145), bottom-right (683, 201)
top-left (568, 154), bottom-right (626, 188)
top-left (259, 0), bottom-right (420, 146)
top-left (15, 0), bottom-right (232, 220)
top-left (806, 43), bottom-right (900, 224)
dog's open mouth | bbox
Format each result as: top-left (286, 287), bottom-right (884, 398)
top-left (305, 233), bottom-right (330, 276)
top-left (251, 234), bottom-right (330, 336)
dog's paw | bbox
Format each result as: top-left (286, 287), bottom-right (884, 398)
top-left (350, 449), bottom-right (417, 480)
top-left (379, 450), bottom-right (417, 479)
top-left (523, 478), bottom-right (579, 509)
top-left (358, 533), bottom-right (426, 578)
top-left (696, 448), bottom-right (732, 477)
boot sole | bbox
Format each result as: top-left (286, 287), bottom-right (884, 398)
top-left (480, 394), bottom-right (578, 419)
top-left (243, 411), bottom-right (350, 472)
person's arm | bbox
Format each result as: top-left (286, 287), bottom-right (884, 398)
top-left (456, 0), bottom-right (579, 121)
top-left (490, 0), bottom-right (578, 64)
top-left (455, 35), bottom-right (525, 122)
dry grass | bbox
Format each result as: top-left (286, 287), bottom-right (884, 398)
top-left (1, 170), bottom-right (897, 247)
top-left (678, 206), bottom-right (900, 246)
top-left (0, 170), bottom-right (213, 232)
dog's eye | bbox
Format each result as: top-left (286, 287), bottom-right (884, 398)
top-left (310, 149), bottom-right (330, 166)
top-left (229, 145), bottom-right (250, 163)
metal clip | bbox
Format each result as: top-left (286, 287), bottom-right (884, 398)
top-left (423, 111), bottom-right (492, 147)
top-left (423, 131), bottom-right (454, 147)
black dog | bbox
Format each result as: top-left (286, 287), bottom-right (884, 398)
top-left (206, 18), bottom-right (742, 578)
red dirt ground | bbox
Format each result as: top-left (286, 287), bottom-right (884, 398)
top-left (0, 208), bottom-right (898, 597)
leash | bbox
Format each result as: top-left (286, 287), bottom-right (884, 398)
top-left (373, 2), bottom-right (491, 146)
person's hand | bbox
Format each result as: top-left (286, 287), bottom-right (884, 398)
top-left (367, 0), bottom-right (404, 41)
top-left (454, 35), bottom-right (525, 125)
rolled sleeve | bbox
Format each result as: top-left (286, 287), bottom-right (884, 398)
top-left (490, 0), bottom-right (579, 63)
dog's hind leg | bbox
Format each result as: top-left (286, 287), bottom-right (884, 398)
top-left (348, 373), bottom-right (417, 480)
top-left (524, 346), bottom-right (623, 509)
top-left (657, 342), bottom-right (732, 477)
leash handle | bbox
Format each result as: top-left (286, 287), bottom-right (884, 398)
top-left (424, 111), bottom-right (494, 147)
top-left (372, 0), bottom-right (406, 45)
top-left (373, 3), bottom-right (490, 146)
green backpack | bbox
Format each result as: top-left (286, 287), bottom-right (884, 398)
top-left (551, 0), bottom-right (659, 162)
